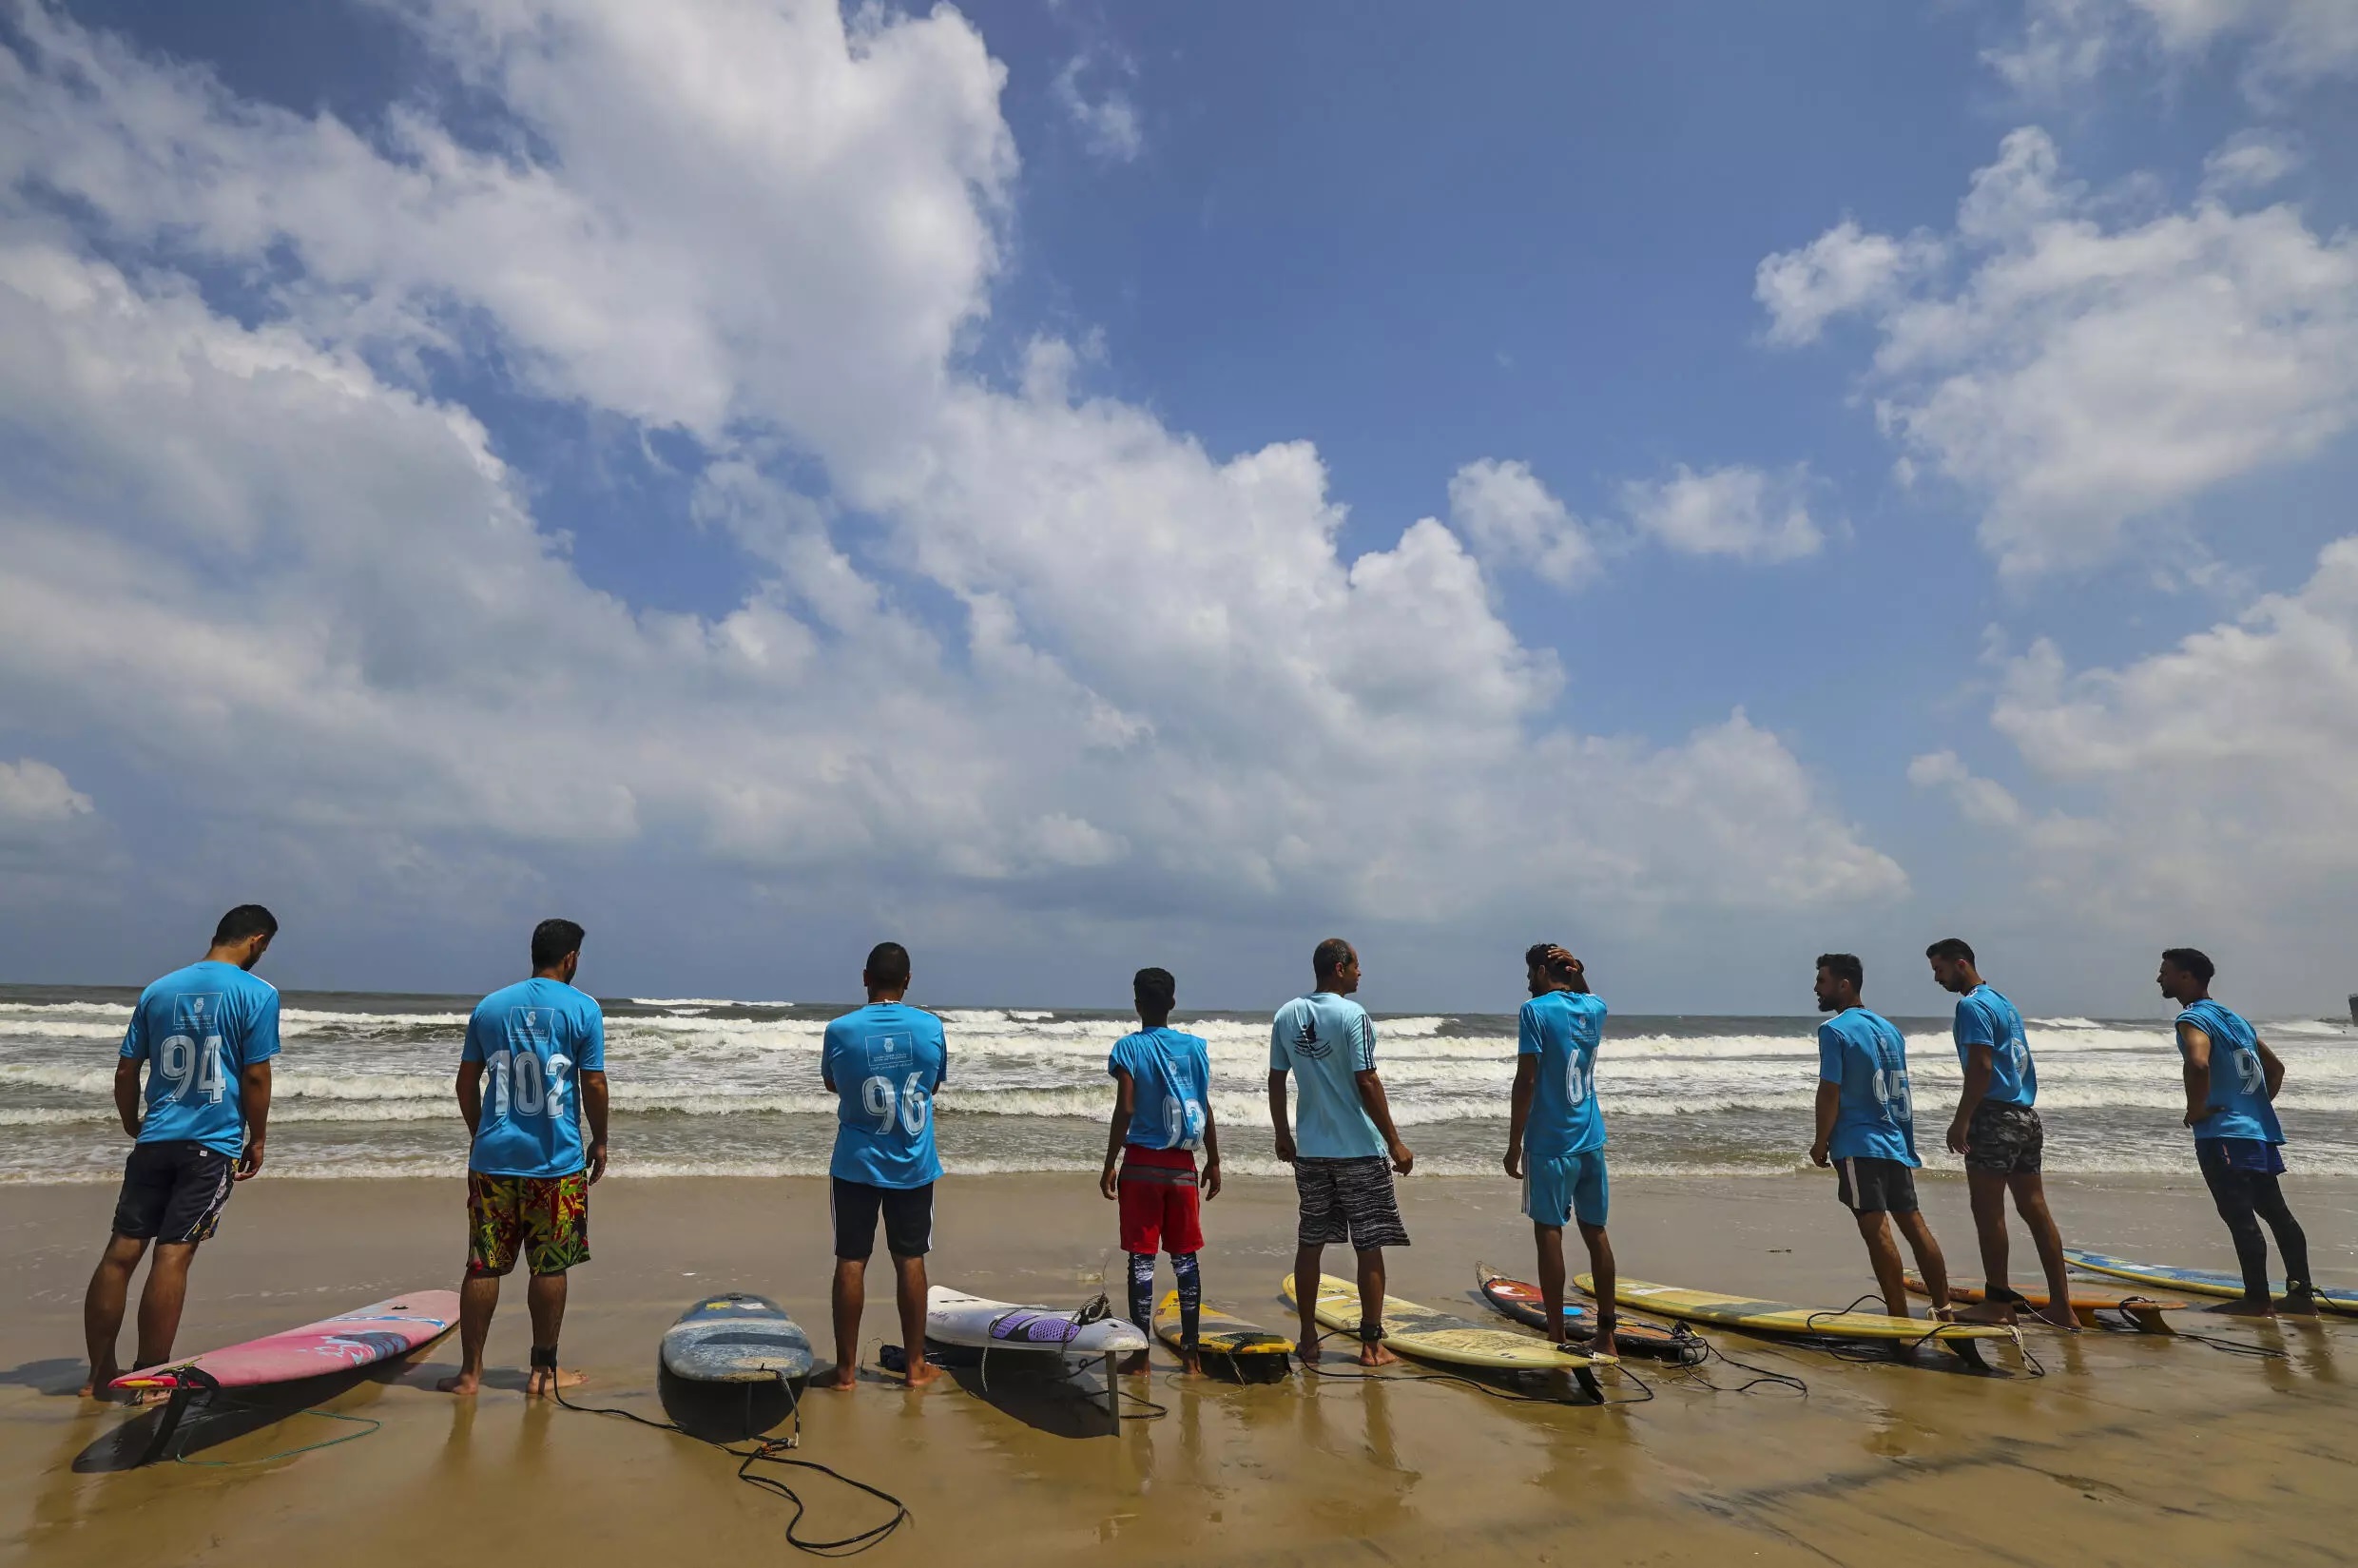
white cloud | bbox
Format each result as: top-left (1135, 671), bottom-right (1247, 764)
top-left (1445, 458), bottom-right (1599, 589)
top-left (1051, 53), bottom-right (1142, 165)
top-left (0, 758), bottom-right (92, 824)
top-left (1759, 127), bottom-right (2358, 577)
top-left (1992, 0), bottom-right (2358, 95)
top-left (1754, 220), bottom-right (1939, 347)
top-left (2201, 129), bottom-right (2303, 195)
top-left (1621, 465), bottom-right (1826, 564)
top-left (0, 1), bottom-right (1906, 968)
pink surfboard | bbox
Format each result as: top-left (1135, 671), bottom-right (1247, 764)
top-left (112, 1291), bottom-right (461, 1393)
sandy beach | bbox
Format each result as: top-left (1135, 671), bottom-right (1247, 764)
top-left (5, 1170), bottom-right (2355, 1566)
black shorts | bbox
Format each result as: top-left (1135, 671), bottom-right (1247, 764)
top-left (1964, 1101), bottom-right (2043, 1175)
top-left (1834, 1154), bottom-right (1919, 1215)
top-left (832, 1178), bottom-right (934, 1260)
top-left (1294, 1155), bottom-right (1410, 1250)
top-left (112, 1141), bottom-right (237, 1245)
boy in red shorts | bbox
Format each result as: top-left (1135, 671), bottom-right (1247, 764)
top-left (1099, 967), bottom-right (1220, 1375)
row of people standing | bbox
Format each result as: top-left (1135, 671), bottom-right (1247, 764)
top-left (79, 908), bottom-right (2321, 1400)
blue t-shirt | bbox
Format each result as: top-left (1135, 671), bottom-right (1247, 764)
top-left (1953, 984), bottom-right (2037, 1108)
top-left (824, 1003), bottom-right (947, 1189)
top-left (2177, 999), bottom-right (2284, 1146)
top-left (120, 961), bottom-right (282, 1158)
top-left (1109, 1027), bottom-right (1212, 1152)
top-left (1818, 1007), bottom-right (1919, 1167)
top-left (1268, 993), bottom-right (1383, 1160)
top-left (461, 978), bottom-right (606, 1178)
top-left (1519, 989), bottom-right (1607, 1159)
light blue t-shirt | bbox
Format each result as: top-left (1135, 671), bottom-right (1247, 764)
top-left (2177, 999), bottom-right (2284, 1146)
top-left (1953, 984), bottom-right (2037, 1108)
top-left (824, 1003), bottom-right (947, 1189)
top-left (1818, 1007), bottom-right (1919, 1167)
top-left (120, 960), bottom-right (281, 1159)
top-left (1519, 989), bottom-right (1608, 1159)
top-left (1109, 1027), bottom-right (1212, 1152)
top-left (1268, 993), bottom-right (1383, 1160)
top-left (461, 978), bottom-right (606, 1178)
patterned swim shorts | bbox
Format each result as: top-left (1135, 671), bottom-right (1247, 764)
top-left (466, 1168), bottom-right (591, 1277)
top-left (1964, 1101), bottom-right (2043, 1176)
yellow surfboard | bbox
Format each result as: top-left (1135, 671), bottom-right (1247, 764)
top-left (1281, 1272), bottom-right (1614, 1375)
top-left (1154, 1291), bottom-right (1292, 1381)
top-left (1581, 1274), bottom-right (2012, 1365)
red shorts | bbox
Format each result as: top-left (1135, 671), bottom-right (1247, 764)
top-left (1117, 1146), bottom-right (1204, 1255)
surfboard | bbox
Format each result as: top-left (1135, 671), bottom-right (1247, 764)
top-left (659, 1292), bottom-right (815, 1382)
top-left (924, 1287), bottom-right (1151, 1357)
top-left (1474, 1265), bottom-right (1707, 1363)
top-left (110, 1291), bottom-right (461, 1394)
top-left (1579, 1273), bottom-right (2012, 1366)
top-left (2064, 1249), bottom-right (2358, 1317)
top-left (1281, 1272), bottom-right (1611, 1398)
top-left (1902, 1274), bottom-right (2188, 1333)
top-left (1152, 1291), bottom-right (1291, 1381)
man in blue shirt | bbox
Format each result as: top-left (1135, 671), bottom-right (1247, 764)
top-left (1269, 938), bottom-right (1413, 1366)
top-left (1808, 953), bottom-right (1954, 1325)
top-left (820, 941), bottom-right (948, 1389)
top-left (2160, 947), bottom-right (2315, 1317)
top-left (1926, 938), bottom-right (2078, 1329)
top-left (81, 904), bottom-right (281, 1399)
top-left (1100, 966), bottom-right (1219, 1374)
top-left (437, 919), bottom-right (609, 1399)
top-left (1504, 943), bottom-right (1616, 1359)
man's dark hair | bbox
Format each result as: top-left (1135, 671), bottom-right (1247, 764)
top-left (2161, 947), bottom-right (2215, 986)
top-left (1924, 937), bottom-right (1975, 965)
top-left (1524, 942), bottom-right (1574, 975)
top-left (1133, 967), bottom-right (1176, 1015)
top-left (212, 904), bottom-right (279, 947)
top-left (1312, 937), bottom-right (1354, 980)
top-left (1816, 952), bottom-right (1864, 989)
top-left (864, 941), bottom-right (912, 989)
top-left (532, 919), bottom-right (586, 970)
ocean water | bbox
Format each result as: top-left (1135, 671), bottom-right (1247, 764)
top-left (5, 986), bottom-right (2355, 1183)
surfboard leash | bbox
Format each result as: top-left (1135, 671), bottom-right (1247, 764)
top-left (1658, 1342), bottom-right (1810, 1399)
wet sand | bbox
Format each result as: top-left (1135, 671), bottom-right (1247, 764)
top-left (4, 1171), bottom-right (2355, 1565)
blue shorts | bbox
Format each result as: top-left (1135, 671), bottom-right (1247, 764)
top-left (1522, 1148), bottom-right (1609, 1229)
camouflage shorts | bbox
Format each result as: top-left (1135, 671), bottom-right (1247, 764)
top-left (466, 1168), bottom-right (590, 1277)
top-left (1964, 1102), bottom-right (2043, 1176)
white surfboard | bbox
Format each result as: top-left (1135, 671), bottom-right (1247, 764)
top-left (924, 1287), bottom-right (1150, 1358)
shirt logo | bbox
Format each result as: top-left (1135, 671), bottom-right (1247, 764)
top-left (1292, 1015), bottom-right (1332, 1060)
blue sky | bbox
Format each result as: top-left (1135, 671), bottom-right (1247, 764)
top-left (1, 0), bottom-right (2355, 1014)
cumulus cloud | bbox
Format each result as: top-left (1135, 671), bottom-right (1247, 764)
top-left (1758, 127), bottom-right (2358, 577)
top-left (1991, 0), bottom-right (2358, 96)
top-left (1754, 220), bottom-right (1940, 347)
top-left (0, 758), bottom-right (92, 824)
top-left (0, 2), bottom-right (1905, 975)
top-left (1621, 465), bottom-right (1826, 564)
top-left (2201, 129), bottom-right (2303, 195)
top-left (1051, 53), bottom-right (1142, 164)
top-left (1445, 459), bottom-right (1600, 589)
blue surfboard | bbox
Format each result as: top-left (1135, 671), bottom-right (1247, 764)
top-left (659, 1292), bottom-right (816, 1382)
top-left (2065, 1249), bottom-right (2358, 1316)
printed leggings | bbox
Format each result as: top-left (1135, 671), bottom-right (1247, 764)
top-left (1128, 1250), bottom-right (1200, 1347)
top-left (2198, 1143), bottom-right (2312, 1301)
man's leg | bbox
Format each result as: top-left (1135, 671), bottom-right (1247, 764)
top-left (2007, 1173), bottom-right (2080, 1328)
top-left (2250, 1174), bottom-right (2316, 1316)
top-left (524, 1270), bottom-right (583, 1396)
top-left (436, 1273), bottom-right (502, 1394)
top-left (132, 1242), bottom-right (200, 1370)
top-left (1577, 1222), bottom-right (1616, 1360)
top-left (1533, 1223), bottom-right (1568, 1345)
top-left (2197, 1145), bottom-right (2275, 1316)
top-left (1855, 1210), bottom-right (1912, 1319)
top-left (1892, 1210), bottom-right (1950, 1312)
top-left (1353, 1247), bottom-right (1397, 1367)
top-left (440, 1171), bottom-right (519, 1395)
top-left (827, 1257), bottom-right (866, 1388)
top-left (1964, 1169), bottom-right (2012, 1305)
top-left (891, 1253), bottom-right (938, 1388)
top-left (1292, 1240), bottom-right (1325, 1364)
top-left (1170, 1251), bottom-right (1203, 1377)
top-left (81, 1233), bottom-right (148, 1397)
top-left (1120, 1252), bottom-right (1157, 1375)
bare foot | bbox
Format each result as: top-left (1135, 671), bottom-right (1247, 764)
top-left (525, 1366), bottom-right (587, 1398)
top-left (1116, 1350), bottom-right (1151, 1376)
top-left (819, 1365), bottom-right (860, 1390)
top-left (79, 1365), bottom-right (117, 1400)
top-left (2034, 1303), bottom-right (2083, 1330)
top-left (2203, 1298), bottom-right (2276, 1319)
top-left (1179, 1350), bottom-right (1203, 1378)
top-left (1955, 1302), bottom-right (2015, 1326)
top-left (901, 1361), bottom-right (943, 1390)
top-left (1295, 1339), bottom-right (1322, 1366)
top-left (1357, 1340), bottom-right (1398, 1367)
top-left (1590, 1331), bottom-right (1616, 1362)
top-left (435, 1371), bottom-right (483, 1396)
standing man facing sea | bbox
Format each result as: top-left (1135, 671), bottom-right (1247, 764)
top-left (1809, 952), bottom-right (1954, 1326)
top-left (1269, 937), bottom-right (1413, 1366)
top-left (1100, 966), bottom-right (1220, 1375)
top-left (2160, 947), bottom-right (2317, 1318)
top-left (437, 919), bottom-right (609, 1398)
top-left (1926, 939), bottom-right (2078, 1328)
top-left (1503, 943), bottom-right (1617, 1359)
top-left (821, 942), bottom-right (947, 1389)
top-left (82, 904), bottom-right (281, 1398)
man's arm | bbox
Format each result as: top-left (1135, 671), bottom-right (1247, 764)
top-left (1101, 1068), bottom-right (1135, 1199)
top-left (581, 1069), bottom-right (609, 1182)
top-left (2178, 1022), bottom-right (2213, 1126)
top-left (113, 1058), bottom-right (142, 1139)
top-left (1947, 1045), bottom-right (1993, 1155)
top-left (1201, 1097), bottom-right (1221, 1202)
top-left (1505, 1055), bottom-right (1538, 1179)
top-left (454, 1058), bottom-right (485, 1137)
top-left (1810, 1079), bottom-right (1840, 1167)
top-left (236, 1060), bottom-right (272, 1179)
top-left (2256, 1036), bottom-right (2287, 1100)
top-left (1355, 1071), bottom-right (1413, 1175)
top-left (1266, 1070), bottom-right (1296, 1163)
